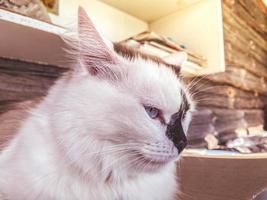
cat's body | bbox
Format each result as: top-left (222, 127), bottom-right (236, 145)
top-left (0, 77), bottom-right (177, 200)
top-left (0, 8), bottom-right (193, 200)
top-left (0, 116), bottom-right (177, 200)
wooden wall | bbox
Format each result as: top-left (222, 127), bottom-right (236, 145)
top-left (187, 0), bottom-right (267, 147)
top-left (0, 58), bottom-right (65, 113)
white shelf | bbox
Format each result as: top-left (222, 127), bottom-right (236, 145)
top-left (0, 0), bottom-right (225, 76)
top-left (51, 0), bottom-right (225, 76)
top-left (0, 9), bottom-right (67, 67)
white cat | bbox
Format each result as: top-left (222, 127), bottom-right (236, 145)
top-left (0, 7), bottom-right (193, 200)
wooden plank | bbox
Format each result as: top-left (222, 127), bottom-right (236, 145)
top-left (207, 67), bottom-right (267, 94)
top-left (0, 57), bottom-right (66, 77)
top-left (0, 90), bottom-right (43, 103)
top-left (214, 118), bottom-right (247, 133)
top-left (189, 71), bottom-right (267, 96)
top-left (194, 94), bottom-right (235, 109)
top-left (223, 0), bottom-right (267, 35)
top-left (260, 95), bottom-right (267, 106)
top-left (223, 23), bottom-right (267, 68)
top-left (0, 73), bottom-right (53, 102)
top-left (195, 94), bottom-right (264, 109)
top-left (190, 82), bottom-right (258, 99)
top-left (224, 40), bottom-right (267, 79)
top-left (234, 97), bottom-right (264, 109)
top-left (0, 58), bottom-right (65, 104)
top-left (190, 109), bottom-right (214, 125)
top-left (223, 3), bottom-right (267, 52)
top-left (244, 109), bottom-right (264, 127)
top-left (187, 123), bottom-right (215, 141)
top-left (264, 107), bottom-right (267, 130)
top-left (212, 109), bottom-right (244, 121)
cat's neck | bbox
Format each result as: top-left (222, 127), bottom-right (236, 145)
top-left (6, 103), bottom-right (135, 185)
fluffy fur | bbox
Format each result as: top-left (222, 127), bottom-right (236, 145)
top-left (0, 7), bottom-right (193, 200)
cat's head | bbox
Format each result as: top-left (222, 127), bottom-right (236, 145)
top-left (49, 7), bottom-right (194, 180)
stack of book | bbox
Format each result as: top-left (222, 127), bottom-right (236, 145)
top-left (121, 31), bottom-right (207, 74)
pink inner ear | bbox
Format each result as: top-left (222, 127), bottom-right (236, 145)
top-left (88, 66), bottom-right (98, 76)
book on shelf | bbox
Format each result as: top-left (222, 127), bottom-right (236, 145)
top-left (124, 31), bottom-right (207, 68)
top-left (131, 32), bottom-right (206, 61)
top-left (138, 42), bottom-right (170, 58)
top-left (122, 40), bottom-right (202, 74)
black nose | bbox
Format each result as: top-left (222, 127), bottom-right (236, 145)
top-left (166, 112), bottom-right (187, 153)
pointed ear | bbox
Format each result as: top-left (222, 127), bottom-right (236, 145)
top-left (163, 52), bottom-right (188, 67)
top-left (77, 7), bottom-right (119, 78)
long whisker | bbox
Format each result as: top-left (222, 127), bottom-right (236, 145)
top-left (187, 75), bottom-right (209, 91)
top-left (190, 86), bottom-right (222, 98)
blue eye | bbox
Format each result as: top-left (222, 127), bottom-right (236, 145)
top-left (144, 106), bottom-right (159, 119)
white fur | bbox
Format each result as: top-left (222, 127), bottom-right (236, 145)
top-left (0, 7), bottom-right (192, 200)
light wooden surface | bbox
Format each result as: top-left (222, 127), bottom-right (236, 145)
top-left (178, 152), bottom-right (267, 200)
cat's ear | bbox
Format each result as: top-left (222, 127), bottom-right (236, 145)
top-left (163, 52), bottom-right (187, 67)
top-left (77, 7), bottom-right (120, 78)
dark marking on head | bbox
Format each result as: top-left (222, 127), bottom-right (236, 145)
top-left (166, 111), bottom-right (187, 153)
top-left (165, 90), bottom-right (190, 153)
top-left (113, 42), bottom-right (181, 75)
top-left (180, 90), bottom-right (190, 120)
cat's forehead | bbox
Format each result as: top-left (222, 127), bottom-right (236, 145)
top-left (113, 43), bottom-right (187, 112)
top-left (113, 43), bottom-right (181, 91)
top-left (129, 60), bottom-right (188, 115)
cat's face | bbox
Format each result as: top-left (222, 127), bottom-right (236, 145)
top-left (50, 7), bottom-right (193, 179)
